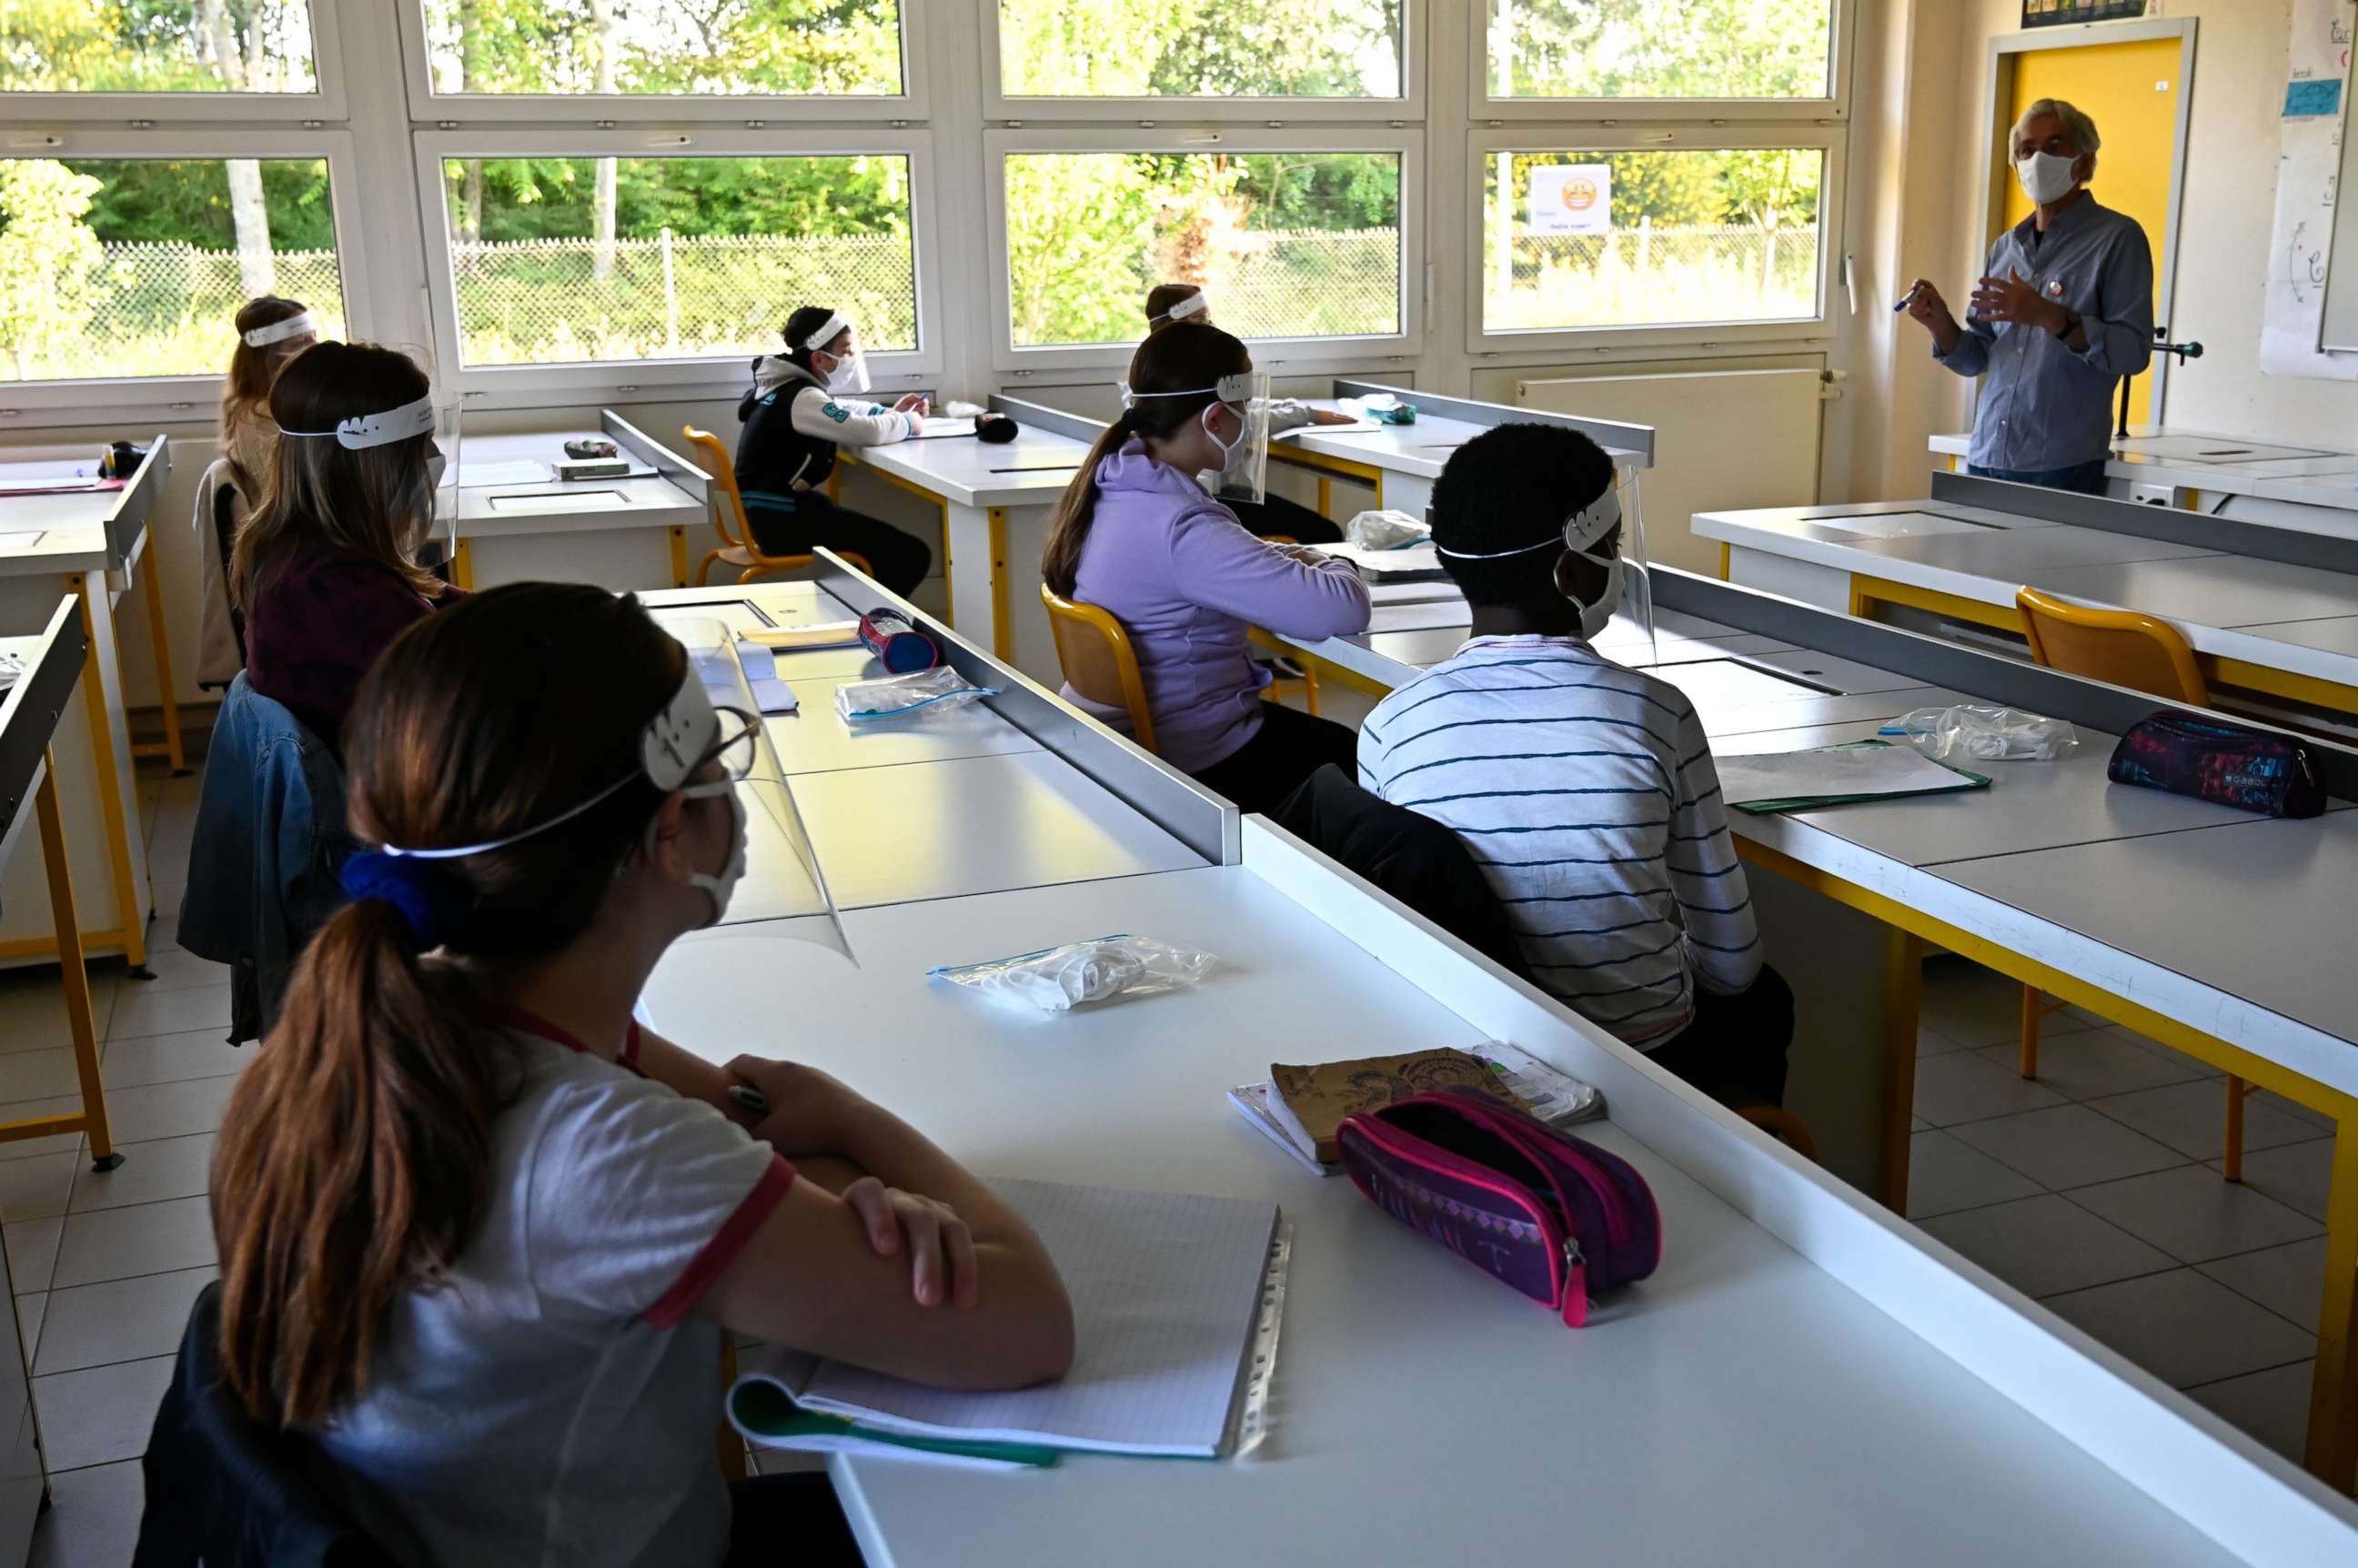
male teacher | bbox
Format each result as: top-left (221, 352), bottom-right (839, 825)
top-left (1905, 97), bottom-right (2153, 495)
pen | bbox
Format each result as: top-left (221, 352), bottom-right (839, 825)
top-left (725, 1083), bottom-right (770, 1118)
top-left (1893, 283), bottom-right (1922, 313)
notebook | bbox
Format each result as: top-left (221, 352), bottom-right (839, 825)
top-left (732, 1179), bottom-right (1280, 1461)
top-left (731, 640), bottom-right (800, 715)
top-left (1717, 739), bottom-right (1990, 814)
top-left (1266, 1048), bottom-right (1531, 1167)
top-left (1234, 1042), bottom-right (1599, 1174)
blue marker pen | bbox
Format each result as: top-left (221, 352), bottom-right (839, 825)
top-left (1893, 283), bottom-right (1922, 313)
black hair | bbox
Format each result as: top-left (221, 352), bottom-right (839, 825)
top-left (1428, 423), bottom-right (1617, 607)
top-left (782, 305), bottom-right (846, 373)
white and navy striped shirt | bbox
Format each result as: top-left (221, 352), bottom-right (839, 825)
top-left (1357, 635), bottom-right (1761, 1046)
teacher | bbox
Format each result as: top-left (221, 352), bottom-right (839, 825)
top-left (1906, 97), bottom-right (2153, 495)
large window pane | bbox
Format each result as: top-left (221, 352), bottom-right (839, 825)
top-left (439, 154), bottom-right (914, 367)
top-left (0, 1), bottom-right (317, 93)
top-left (1480, 149), bottom-right (1823, 332)
top-left (418, 1), bottom-right (902, 96)
top-left (0, 156), bottom-right (344, 381)
top-left (1004, 152), bottom-right (1400, 348)
top-left (999, 1), bottom-right (1401, 98)
top-left (1486, 0), bottom-right (1833, 100)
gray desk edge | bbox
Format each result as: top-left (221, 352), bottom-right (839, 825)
top-left (600, 409), bottom-right (710, 496)
top-left (986, 395), bottom-right (1108, 448)
top-left (0, 598), bottom-right (88, 858)
top-left (807, 550), bottom-right (1239, 865)
top-left (105, 433), bottom-right (168, 570)
top-left (1331, 377), bottom-right (1657, 465)
top-left (1930, 470), bottom-right (2358, 575)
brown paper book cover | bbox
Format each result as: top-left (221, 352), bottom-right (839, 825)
top-left (1266, 1049), bottom-right (1530, 1166)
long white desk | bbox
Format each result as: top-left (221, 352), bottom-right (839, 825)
top-left (633, 563), bottom-right (2357, 1562)
top-left (1931, 427), bottom-right (2358, 540)
top-left (450, 411), bottom-right (710, 593)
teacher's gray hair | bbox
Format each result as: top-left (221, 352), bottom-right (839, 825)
top-left (2013, 97), bottom-right (2101, 177)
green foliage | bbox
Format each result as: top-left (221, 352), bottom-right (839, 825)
top-left (444, 155), bottom-right (906, 243)
top-left (0, 0), bottom-right (316, 91)
top-left (1493, 0), bottom-right (1832, 100)
top-left (999, 0), bottom-right (1400, 97)
top-left (421, 0), bottom-right (902, 95)
top-left (1498, 149), bottom-right (1821, 231)
top-left (0, 159), bottom-right (106, 376)
top-left (66, 157), bottom-right (335, 248)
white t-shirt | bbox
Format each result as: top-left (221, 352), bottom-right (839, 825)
top-left (321, 1018), bottom-right (792, 1568)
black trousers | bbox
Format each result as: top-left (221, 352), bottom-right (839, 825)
top-left (1191, 701), bottom-right (1360, 817)
top-left (726, 1473), bottom-right (864, 1567)
top-left (1226, 493), bottom-right (1344, 546)
top-left (744, 498), bottom-right (932, 598)
top-left (1643, 965), bottom-right (1795, 1109)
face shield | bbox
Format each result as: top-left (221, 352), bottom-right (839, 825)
top-left (242, 310), bottom-right (317, 349)
top-left (800, 310), bottom-right (870, 397)
top-left (1152, 288), bottom-right (1209, 326)
top-left (1120, 369), bottom-right (1271, 508)
top-left (277, 383), bottom-right (463, 566)
top-left (1430, 463), bottom-right (1653, 663)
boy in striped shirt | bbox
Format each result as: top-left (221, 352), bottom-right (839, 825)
top-left (1357, 423), bottom-right (1791, 1105)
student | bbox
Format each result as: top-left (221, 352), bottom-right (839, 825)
top-left (1043, 321), bottom-right (1371, 815)
top-left (210, 582), bottom-right (1075, 1568)
top-left (736, 306), bottom-right (934, 595)
top-left (1144, 283), bottom-right (1352, 546)
top-left (230, 340), bottom-right (463, 750)
top-left (1356, 423), bottom-right (1791, 1106)
top-left (219, 295), bottom-right (317, 500)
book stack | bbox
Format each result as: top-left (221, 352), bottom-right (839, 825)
top-left (1230, 1043), bottom-right (1602, 1176)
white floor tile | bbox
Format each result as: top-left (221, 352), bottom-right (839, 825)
top-left (2123, 1037), bottom-right (2225, 1081)
top-left (2250, 1088), bottom-right (2335, 1132)
top-left (2185, 1362), bottom-right (2313, 1466)
top-left (100, 1028), bottom-right (250, 1091)
top-left (123, 947), bottom-right (223, 998)
top-left (106, 981), bottom-right (229, 1044)
top-left (1972, 1029), bottom-right (2202, 1103)
top-left (0, 972), bottom-right (117, 1057)
top-left (1910, 1050), bottom-right (2068, 1127)
top-left (18, 1293), bottom-right (44, 1362)
top-left (1949, 1104), bottom-right (2188, 1191)
top-left (71, 1134), bottom-right (216, 1214)
top-left (1916, 1194), bottom-right (2173, 1299)
top-left (0, 1154), bottom-right (76, 1224)
top-left (5, 1218), bottom-right (62, 1295)
top-left (0, 1100), bottom-right (88, 1163)
top-left (2214, 1138), bottom-right (2335, 1222)
top-left (52, 1196), bottom-right (215, 1291)
top-left (2199, 1238), bottom-right (2328, 1332)
top-left (1917, 1026), bottom-right (1969, 1058)
top-left (1920, 961), bottom-right (2100, 1049)
top-left (98, 1075), bottom-right (237, 1145)
top-left (2043, 1269), bottom-right (2314, 1389)
top-left (34, 1265), bottom-right (212, 1376)
top-left (27, 1457), bottom-right (144, 1568)
top-left (1904, 1130), bottom-right (2041, 1221)
top-left (31, 1355), bottom-right (174, 1471)
top-left (2087, 1081), bottom-right (2323, 1162)
top-left (2064, 1166), bottom-right (2321, 1264)
top-left (0, 1051), bottom-right (86, 1106)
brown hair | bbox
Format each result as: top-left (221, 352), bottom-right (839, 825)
top-left (220, 297), bottom-right (313, 496)
top-left (1040, 322), bottom-right (1251, 598)
top-left (1144, 282), bottom-right (1207, 334)
top-left (231, 341), bottom-right (440, 612)
top-left (213, 583), bottom-right (688, 1428)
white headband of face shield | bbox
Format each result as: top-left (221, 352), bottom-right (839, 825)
top-left (799, 311), bottom-right (852, 354)
top-left (1434, 485), bottom-right (1623, 562)
top-left (279, 391), bottom-right (438, 452)
top-left (1119, 371), bottom-right (1256, 408)
top-left (1152, 290), bottom-right (1208, 325)
top-left (243, 311), bottom-right (316, 348)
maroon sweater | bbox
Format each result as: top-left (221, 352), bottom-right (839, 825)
top-left (244, 547), bottom-right (461, 749)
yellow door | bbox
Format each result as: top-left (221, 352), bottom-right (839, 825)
top-left (1999, 37), bottom-right (2182, 427)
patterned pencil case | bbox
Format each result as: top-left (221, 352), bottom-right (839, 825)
top-left (2106, 711), bottom-right (2324, 819)
top-left (1337, 1084), bottom-right (1659, 1327)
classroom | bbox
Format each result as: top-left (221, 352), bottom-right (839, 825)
top-left (3, 0), bottom-right (2358, 1563)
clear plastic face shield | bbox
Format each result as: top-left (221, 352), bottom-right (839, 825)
top-left (1430, 463), bottom-right (1653, 664)
top-left (242, 310), bottom-right (317, 351)
top-left (1152, 288), bottom-right (1209, 326)
top-left (1120, 369), bottom-right (1271, 508)
top-left (277, 385), bottom-right (462, 566)
top-left (800, 310), bottom-right (870, 397)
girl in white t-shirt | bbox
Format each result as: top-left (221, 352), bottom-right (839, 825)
top-left (209, 582), bottom-right (1073, 1568)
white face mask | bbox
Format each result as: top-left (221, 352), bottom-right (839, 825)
top-left (820, 355), bottom-right (861, 394)
top-left (2015, 150), bottom-right (2079, 206)
top-left (1563, 548), bottom-right (1624, 642)
top-left (670, 779), bottom-right (747, 927)
top-left (1201, 402), bottom-right (1244, 471)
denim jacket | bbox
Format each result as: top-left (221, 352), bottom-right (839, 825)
top-left (177, 675), bottom-right (355, 1044)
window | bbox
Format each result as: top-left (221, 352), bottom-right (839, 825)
top-left (432, 153), bottom-right (916, 368)
top-left (414, 0), bottom-right (902, 97)
top-left (996, 0), bottom-right (1403, 99)
top-left (1483, 0), bottom-right (1835, 101)
top-left (0, 0), bottom-right (318, 94)
top-left (1478, 147), bottom-right (1825, 334)
top-left (0, 155), bottom-right (345, 382)
top-left (1003, 151), bottom-right (1402, 349)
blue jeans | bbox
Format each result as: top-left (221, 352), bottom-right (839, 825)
top-left (1967, 457), bottom-right (2111, 497)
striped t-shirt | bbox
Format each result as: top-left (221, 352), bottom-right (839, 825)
top-left (1357, 634), bottom-right (1762, 1046)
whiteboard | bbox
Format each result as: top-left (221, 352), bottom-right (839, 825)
top-left (2263, 0), bottom-right (2358, 375)
top-left (2322, 42), bottom-right (2358, 350)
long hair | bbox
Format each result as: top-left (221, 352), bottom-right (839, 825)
top-left (213, 583), bottom-right (686, 1429)
top-left (1144, 282), bottom-right (1206, 334)
top-left (1040, 322), bottom-right (1250, 598)
top-left (781, 304), bottom-right (845, 376)
top-left (230, 341), bottom-right (440, 612)
top-left (219, 296), bottom-right (311, 495)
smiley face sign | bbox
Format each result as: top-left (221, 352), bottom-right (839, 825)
top-left (1527, 163), bottom-right (1614, 236)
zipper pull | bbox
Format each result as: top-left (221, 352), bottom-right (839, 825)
top-left (1561, 1238), bottom-right (1590, 1328)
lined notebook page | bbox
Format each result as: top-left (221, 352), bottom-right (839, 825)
top-left (797, 1180), bottom-right (1279, 1457)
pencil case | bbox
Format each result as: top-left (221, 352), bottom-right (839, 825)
top-left (1337, 1084), bottom-right (1659, 1327)
top-left (2106, 711), bottom-right (2324, 819)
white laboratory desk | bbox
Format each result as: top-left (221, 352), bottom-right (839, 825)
top-left (449, 412), bottom-right (709, 593)
top-left (1931, 427), bottom-right (2358, 540)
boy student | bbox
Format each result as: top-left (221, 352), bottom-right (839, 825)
top-left (1356, 424), bottom-right (1791, 1105)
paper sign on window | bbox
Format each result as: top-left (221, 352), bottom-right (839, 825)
top-left (1527, 165), bottom-right (1612, 236)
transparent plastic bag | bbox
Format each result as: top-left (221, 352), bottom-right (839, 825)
top-left (929, 933), bottom-right (1217, 1013)
top-left (1879, 703), bottom-right (2079, 762)
top-left (1344, 509), bottom-right (1431, 551)
top-left (834, 667), bottom-right (996, 724)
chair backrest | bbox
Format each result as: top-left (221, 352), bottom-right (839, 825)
top-left (1039, 584), bottom-right (1157, 753)
top-left (2016, 586), bottom-right (2209, 705)
top-left (680, 427), bottom-right (751, 553)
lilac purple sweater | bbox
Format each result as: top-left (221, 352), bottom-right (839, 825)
top-left (1067, 443), bottom-right (1371, 772)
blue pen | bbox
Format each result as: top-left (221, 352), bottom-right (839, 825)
top-left (1893, 283), bottom-right (1922, 313)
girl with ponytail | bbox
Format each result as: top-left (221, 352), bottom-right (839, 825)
top-left (213, 583), bottom-right (1072, 1568)
top-left (1040, 322), bottom-right (1370, 815)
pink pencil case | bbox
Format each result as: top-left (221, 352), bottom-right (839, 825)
top-left (1337, 1084), bottom-right (1660, 1327)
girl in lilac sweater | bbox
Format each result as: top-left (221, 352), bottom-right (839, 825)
top-left (1041, 324), bottom-right (1371, 815)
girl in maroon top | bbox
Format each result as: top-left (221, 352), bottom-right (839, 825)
top-left (232, 342), bottom-right (461, 749)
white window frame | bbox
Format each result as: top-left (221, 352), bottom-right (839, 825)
top-left (410, 127), bottom-right (944, 404)
top-left (1469, 0), bottom-right (1852, 123)
top-left (984, 126), bottom-right (1423, 377)
top-left (0, 0), bottom-right (348, 124)
top-left (392, 0), bottom-right (928, 124)
top-left (980, 0), bottom-right (1423, 124)
top-left (0, 127), bottom-right (378, 426)
top-left (1462, 125), bottom-right (1845, 358)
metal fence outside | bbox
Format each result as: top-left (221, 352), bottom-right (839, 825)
top-left (1487, 225), bottom-right (1821, 329)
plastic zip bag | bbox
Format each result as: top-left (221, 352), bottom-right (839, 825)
top-left (929, 933), bottom-right (1217, 1013)
top-left (835, 667), bottom-right (996, 724)
top-left (1344, 509), bottom-right (1430, 551)
top-left (1879, 703), bottom-right (2079, 762)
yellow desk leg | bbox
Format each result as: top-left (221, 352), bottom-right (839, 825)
top-left (69, 577), bottom-right (146, 972)
top-left (670, 526), bottom-right (690, 589)
top-left (1316, 475), bottom-right (1333, 519)
top-left (987, 508), bottom-right (1013, 662)
top-left (1879, 930), bottom-right (1926, 1210)
top-left (2309, 1129), bottom-right (2358, 1490)
top-left (450, 538), bottom-right (475, 591)
top-left (35, 752), bottom-right (120, 1171)
top-left (134, 552), bottom-right (188, 774)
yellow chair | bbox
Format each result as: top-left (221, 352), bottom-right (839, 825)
top-left (2014, 587), bottom-right (2249, 1177)
top-left (680, 427), bottom-right (872, 586)
top-left (1041, 585), bottom-right (1158, 754)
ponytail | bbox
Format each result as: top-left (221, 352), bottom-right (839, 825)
top-left (1042, 412), bottom-right (1141, 598)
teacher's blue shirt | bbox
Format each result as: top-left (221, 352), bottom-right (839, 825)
top-left (1935, 194), bottom-right (2154, 472)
